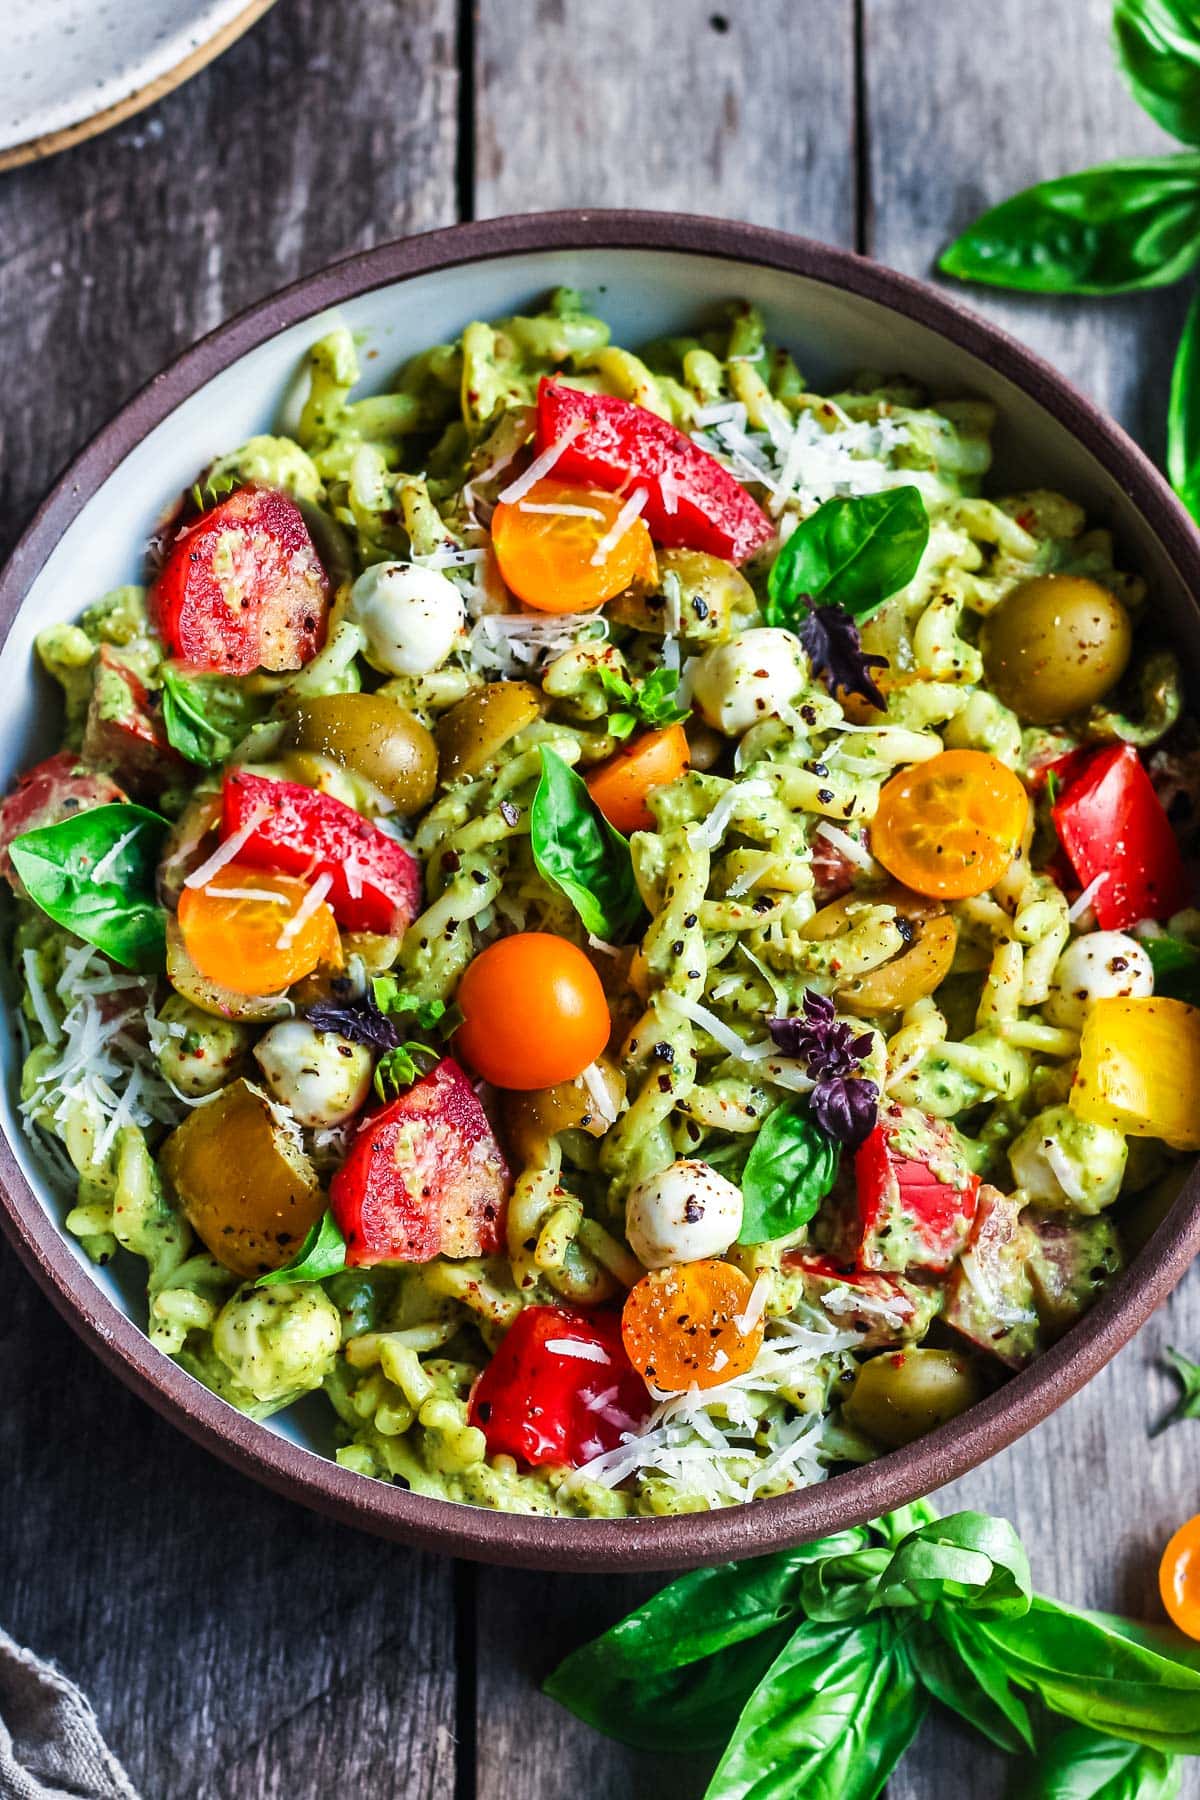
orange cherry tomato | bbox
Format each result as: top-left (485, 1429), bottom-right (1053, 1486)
top-left (490, 477), bottom-right (656, 614)
top-left (1160, 1513), bottom-right (1200, 1640)
top-left (454, 932), bottom-right (611, 1089)
top-left (586, 724), bottom-right (691, 833)
top-left (622, 1260), bottom-right (765, 1392)
top-left (177, 862), bottom-right (341, 995)
top-left (870, 749), bottom-right (1029, 900)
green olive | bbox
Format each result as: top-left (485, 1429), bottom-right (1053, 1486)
top-left (843, 1347), bottom-right (982, 1449)
top-left (802, 883), bottom-right (956, 1016)
top-left (981, 575), bottom-right (1132, 726)
top-left (501, 1056), bottom-right (626, 1165)
top-left (608, 548), bottom-right (756, 645)
top-left (282, 692), bottom-right (437, 814)
top-left (161, 1078), bottom-right (324, 1278)
top-left (435, 681), bottom-right (542, 783)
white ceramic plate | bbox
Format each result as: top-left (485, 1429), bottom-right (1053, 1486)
top-left (0, 0), bottom-right (277, 171)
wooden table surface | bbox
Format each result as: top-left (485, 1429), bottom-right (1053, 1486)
top-left (1, 2), bottom-right (1198, 1795)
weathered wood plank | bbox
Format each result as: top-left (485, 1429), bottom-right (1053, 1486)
top-left (0, 5), bottom-right (461, 1797)
top-left (474, 0), bottom-right (858, 244)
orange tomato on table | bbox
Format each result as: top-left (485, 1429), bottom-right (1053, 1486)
top-left (1160, 1514), bottom-right (1200, 1640)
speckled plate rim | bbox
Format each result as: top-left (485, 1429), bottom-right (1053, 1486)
top-left (0, 0), bottom-right (278, 173)
top-left (2, 209), bottom-right (1199, 1573)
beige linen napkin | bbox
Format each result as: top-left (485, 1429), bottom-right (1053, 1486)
top-left (0, 1631), bottom-right (139, 1800)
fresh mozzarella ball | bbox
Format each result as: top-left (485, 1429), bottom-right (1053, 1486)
top-left (156, 994), bottom-right (253, 1097)
top-left (253, 1020), bottom-right (373, 1127)
top-left (1044, 931), bottom-right (1154, 1032)
top-left (689, 629), bottom-right (809, 736)
top-left (212, 1283), bottom-right (342, 1404)
top-left (625, 1159), bottom-right (744, 1268)
top-left (350, 561), bottom-right (465, 676)
top-left (1008, 1105), bottom-right (1127, 1215)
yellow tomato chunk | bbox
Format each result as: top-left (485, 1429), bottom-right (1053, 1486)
top-left (1070, 996), bottom-right (1200, 1151)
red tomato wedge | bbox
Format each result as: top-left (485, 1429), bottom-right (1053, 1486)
top-left (0, 752), bottom-right (124, 890)
top-left (154, 486), bottom-right (330, 675)
top-left (535, 378), bottom-right (774, 566)
top-left (221, 769), bottom-right (421, 936)
top-left (853, 1103), bottom-right (980, 1275)
top-left (1052, 743), bottom-right (1190, 929)
top-left (82, 646), bottom-right (181, 797)
top-left (330, 1058), bottom-right (510, 1265)
top-left (467, 1305), bottom-right (652, 1468)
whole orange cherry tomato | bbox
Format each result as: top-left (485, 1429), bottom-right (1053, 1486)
top-left (622, 1260), bottom-right (765, 1392)
top-left (1160, 1513), bottom-right (1200, 1640)
top-left (870, 749), bottom-right (1029, 900)
top-left (490, 477), bottom-right (656, 614)
top-left (177, 862), bottom-right (341, 995)
top-left (454, 932), bottom-right (610, 1089)
top-left (586, 724), bottom-right (691, 833)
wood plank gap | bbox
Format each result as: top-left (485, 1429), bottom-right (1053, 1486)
top-left (456, 0), bottom-right (477, 221)
top-left (454, 1560), bottom-right (479, 1800)
top-left (853, 0), bottom-right (870, 256)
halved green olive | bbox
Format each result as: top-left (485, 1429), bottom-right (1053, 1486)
top-left (436, 681), bottom-right (542, 783)
top-left (609, 548), bottom-right (757, 644)
top-left (802, 884), bottom-right (956, 1015)
top-left (981, 574), bottom-right (1132, 726)
top-left (161, 1078), bottom-right (324, 1278)
top-left (501, 1056), bottom-right (626, 1166)
top-left (282, 692), bottom-right (437, 814)
top-left (843, 1347), bottom-right (982, 1449)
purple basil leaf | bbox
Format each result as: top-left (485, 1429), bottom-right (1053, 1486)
top-left (810, 1076), bottom-right (879, 1148)
top-left (307, 988), bottom-right (403, 1052)
top-left (799, 604), bottom-right (889, 709)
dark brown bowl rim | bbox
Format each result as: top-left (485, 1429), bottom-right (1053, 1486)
top-left (2, 209), bottom-right (1199, 1573)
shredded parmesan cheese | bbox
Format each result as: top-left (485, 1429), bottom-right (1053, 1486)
top-left (184, 806), bottom-right (270, 890)
top-left (813, 819), bottom-right (877, 873)
top-left (91, 823), bottom-right (144, 885)
top-left (545, 1339), bottom-right (611, 1365)
top-left (672, 993), bottom-right (771, 1062)
top-left (580, 1061), bottom-right (619, 1124)
top-left (22, 949), bottom-right (60, 1047)
top-left (517, 500), bottom-right (605, 520)
top-left (275, 871), bottom-right (334, 950)
top-left (733, 1275), bottom-right (770, 1337)
top-left (1068, 872), bottom-right (1108, 924)
top-left (686, 778), bottom-right (772, 853)
top-left (497, 420), bottom-right (585, 504)
top-left (202, 886), bottom-right (290, 903)
top-left (589, 486), bottom-right (649, 567)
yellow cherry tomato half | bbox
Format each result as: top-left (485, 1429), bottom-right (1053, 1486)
top-left (586, 724), bottom-right (691, 834)
top-left (1160, 1513), bottom-right (1200, 1640)
top-left (177, 862), bottom-right (341, 996)
top-left (622, 1260), bottom-right (764, 1393)
top-left (490, 477), bottom-right (656, 614)
top-left (870, 749), bottom-right (1029, 900)
top-left (454, 932), bottom-right (611, 1089)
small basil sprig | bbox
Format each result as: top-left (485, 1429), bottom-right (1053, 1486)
top-left (766, 487), bottom-right (930, 627)
top-left (374, 1040), bottom-right (438, 1101)
top-left (599, 665), bottom-right (690, 739)
top-left (160, 667), bottom-right (266, 769)
top-left (530, 746), bottom-right (642, 941)
top-left (737, 1103), bottom-right (839, 1244)
top-left (546, 1505), bottom-right (1200, 1800)
top-left (256, 1210), bottom-right (347, 1289)
top-left (10, 802), bottom-right (170, 972)
top-left (1114, 0), bottom-right (1200, 146)
top-left (1155, 1346), bottom-right (1200, 1433)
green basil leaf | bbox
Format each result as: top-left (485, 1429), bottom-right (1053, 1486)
top-left (873, 1511), bottom-right (1033, 1619)
top-left (1169, 286), bottom-right (1200, 522)
top-left (938, 157), bottom-right (1200, 294)
top-left (981, 1596), bottom-right (1200, 1752)
top-left (1154, 1345), bottom-right (1200, 1432)
top-left (160, 667), bottom-right (265, 769)
top-left (704, 1616), bottom-right (927, 1800)
top-left (530, 746), bottom-right (642, 941)
top-left (10, 802), bottom-right (170, 972)
top-left (1010, 1723), bottom-right (1181, 1799)
top-left (766, 488), bottom-right (929, 625)
top-left (1144, 933), bottom-right (1200, 1004)
top-left (909, 1612), bottom-right (1035, 1754)
top-left (1114, 0), bottom-right (1200, 147)
top-left (255, 1210), bottom-right (347, 1289)
top-left (737, 1103), bottom-right (839, 1244)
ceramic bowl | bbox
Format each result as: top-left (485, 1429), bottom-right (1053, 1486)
top-left (2, 212), bottom-right (1198, 1572)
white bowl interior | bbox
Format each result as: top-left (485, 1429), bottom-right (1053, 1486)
top-left (4, 244), bottom-right (1196, 1458)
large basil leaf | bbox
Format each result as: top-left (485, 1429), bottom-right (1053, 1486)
top-left (1011, 1723), bottom-right (1181, 1798)
top-left (530, 746), bottom-right (642, 941)
top-left (1114, 0), bottom-right (1200, 147)
top-left (160, 666), bottom-right (267, 768)
top-left (704, 1616), bottom-right (927, 1800)
top-left (10, 802), bottom-right (169, 972)
top-left (872, 1511), bottom-right (1032, 1619)
top-left (737, 1103), bottom-right (839, 1244)
top-left (1168, 285), bottom-right (1200, 522)
top-left (938, 157), bottom-right (1200, 293)
top-left (981, 1597), bottom-right (1200, 1753)
top-left (766, 488), bottom-right (929, 625)
top-left (909, 1612), bottom-right (1034, 1754)
top-left (255, 1211), bottom-right (347, 1289)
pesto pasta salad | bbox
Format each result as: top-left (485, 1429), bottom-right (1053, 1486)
top-left (7, 289), bottom-right (1200, 1518)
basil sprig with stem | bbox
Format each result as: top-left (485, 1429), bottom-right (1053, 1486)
top-left (939, 1), bottom-right (1200, 523)
top-left (546, 1503), bottom-right (1200, 1799)
top-left (159, 666), bottom-right (268, 769)
top-left (9, 802), bottom-right (170, 972)
top-left (765, 487), bottom-right (930, 627)
top-left (530, 746), bottom-right (643, 942)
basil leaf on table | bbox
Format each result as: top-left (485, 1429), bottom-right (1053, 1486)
top-left (9, 801), bottom-right (169, 972)
top-left (160, 666), bottom-right (265, 768)
top-left (1154, 1345), bottom-right (1200, 1432)
top-left (938, 157), bottom-right (1200, 293)
top-left (909, 1611), bottom-right (1035, 1754)
top-left (873, 1510), bottom-right (1033, 1618)
top-left (1114, 0), bottom-right (1200, 147)
top-left (1168, 285), bottom-right (1200, 522)
top-left (704, 1615), bottom-right (927, 1800)
top-left (766, 487), bottom-right (930, 625)
top-left (1143, 932), bottom-right (1200, 1004)
top-left (256, 1211), bottom-right (347, 1289)
top-left (1010, 1723), bottom-right (1181, 1799)
top-left (737, 1103), bottom-right (839, 1243)
top-left (530, 746), bottom-right (642, 941)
